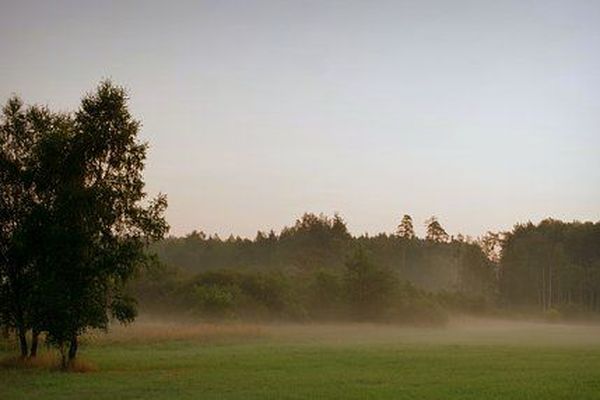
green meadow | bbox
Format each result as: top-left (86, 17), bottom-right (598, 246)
top-left (2, 319), bottom-right (600, 399)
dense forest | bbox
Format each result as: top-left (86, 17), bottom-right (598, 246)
top-left (500, 219), bottom-right (600, 312)
top-left (135, 214), bottom-right (600, 323)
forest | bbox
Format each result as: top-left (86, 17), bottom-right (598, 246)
top-left (135, 213), bottom-right (600, 323)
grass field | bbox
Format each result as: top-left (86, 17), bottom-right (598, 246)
top-left (2, 318), bottom-right (600, 399)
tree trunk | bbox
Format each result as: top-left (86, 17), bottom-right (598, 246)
top-left (11, 271), bottom-right (28, 358)
top-left (30, 329), bottom-right (40, 357)
top-left (540, 267), bottom-right (546, 311)
top-left (541, 267), bottom-right (546, 311)
top-left (59, 344), bottom-right (67, 370)
top-left (548, 264), bottom-right (553, 309)
top-left (17, 327), bottom-right (28, 358)
top-left (68, 335), bottom-right (78, 362)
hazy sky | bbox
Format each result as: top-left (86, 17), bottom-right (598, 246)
top-left (1, 0), bottom-right (598, 238)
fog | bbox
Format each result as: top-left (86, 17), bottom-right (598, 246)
top-left (102, 315), bottom-right (600, 348)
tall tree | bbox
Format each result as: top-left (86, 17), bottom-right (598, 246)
top-left (46, 81), bottom-right (168, 367)
top-left (478, 231), bottom-right (503, 263)
top-left (0, 98), bottom-right (64, 357)
top-left (1, 81), bottom-right (169, 367)
top-left (396, 214), bottom-right (415, 239)
top-left (0, 97), bottom-right (36, 357)
top-left (425, 216), bottom-right (449, 243)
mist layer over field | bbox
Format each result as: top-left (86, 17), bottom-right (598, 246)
top-left (101, 316), bottom-right (600, 347)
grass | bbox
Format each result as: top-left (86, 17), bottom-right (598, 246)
top-left (1, 318), bottom-right (600, 399)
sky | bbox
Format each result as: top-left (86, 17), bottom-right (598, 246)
top-left (1, 0), bottom-right (598, 238)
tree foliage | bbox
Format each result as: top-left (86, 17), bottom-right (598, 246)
top-left (499, 219), bottom-right (600, 314)
top-left (0, 97), bottom-right (58, 357)
top-left (344, 247), bottom-right (396, 319)
top-left (153, 213), bottom-right (494, 295)
top-left (0, 82), bottom-right (168, 366)
top-left (396, 214), bottom-right (415, 239)
top-left (425, 216), bottom-right (449, 243)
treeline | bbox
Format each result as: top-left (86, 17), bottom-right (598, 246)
top-left (134, 214), bottom-right (496, 323)
top-left (134, 247), bottom-right (483, 326)
top-left (139, 215), bottom-right (600, 322)
top-left (500, 219), bottom-right (600, 314)
top-left (153, 214), bottom-right (495, 294)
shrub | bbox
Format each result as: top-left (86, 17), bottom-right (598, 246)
top-left (194, 284), bottom-right (240, 317)
top-left (394, 296), bottom-right (449, 327)
top-left (435, 291), bottom-right (490, 314)
top-left (344, 248), bottom-right (397, 320)
top-left (305, 269), bottom-right (344, 319)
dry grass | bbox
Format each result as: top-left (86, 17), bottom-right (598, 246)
top-left (65, 358), bottom-right (97, 373)
top-left (0, 352), bottom-right (96, 373)
top-left (1, 352), bottom-right (58, 369)
top-left (83, 319), bottom-right (264, 345)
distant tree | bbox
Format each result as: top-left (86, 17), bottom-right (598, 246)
top-left (499, 219), bottom-right (600, 313)
top-left (478, 231), bottom-right (503, 263)
top-left (344, 247), bottom-right (396, 319)
top-left (425, 216), bottom-right (449, 243)
top-left (456, 242), bottom-right (496, 296)
top-left (331, 213), bottom-right (350, 238)
top-left (396, 214), bottom-right (415, 239)
top-left (279, 213), bottom-right (350, 271)
top-left (255, 231), bottom-right (268, 242)
top-left (307, 268), bottom-right (343, 317)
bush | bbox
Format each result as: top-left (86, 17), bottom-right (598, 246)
top-left (305, 269), bottom-right (344, 319)
top-left (435, 291), bottom-right (490, 314)
top-left (194, 284), bottom-right (239, 317)
top-left (394, 295), bottom-right (448, 327)
top-left (136, 263), bottom-right (468, 326)
top-left (344, 248), bottom-right (397, 320)
top-left (239, 272), bottom-right (290, 314)
top-left (189, 270), bottom-right (299, 320)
